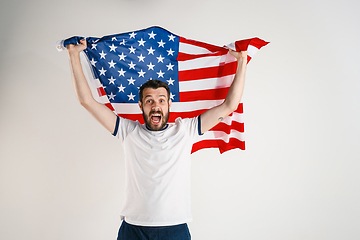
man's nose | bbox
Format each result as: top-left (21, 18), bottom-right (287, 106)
top-left (152, 103), bottom-right (161, 111)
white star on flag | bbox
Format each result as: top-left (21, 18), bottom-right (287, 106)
top-left (157, 70), bottom-right (165, 78)
top-left (147, 47), bottom-right (155, 55)
top-left (168, 35), bottom-right (175, 41)
top-left (90, 58), bottom-right (97, 66)
top-left (127, 77), bottom-right (136, 85)
top-left (109, 44), bottom-right (117, 52)
top-left (147, 62), bottom-right (155, 70)
top-left (127, 92), bottom-right (135, 101)
top-left (138, 54), bottom-right (145, 62)
top-left (118, 84), bottom-right (126, 92)
top-left (138, 69), bottom-right (146, 77)
top-left (99, 51), bottom-right (107, 59)
top-left (167, 49), bottom-right (175, 56)
top-left (170, 92), bottom-right (175, 100)
top-left (108, 76), bottom-right (116, 84)
top-left (158, 40), bottom-right (165, 47)
top-left (118, 68), bottom-right (126, 77)
top-left (129, 32), bottom-right (136, 39)
top-left (108, 60), bottom-right (116, 68)
top-left (156, 55), bottom-right (164, 63)
top-left (129, 46), bottom-right (136, 54)
top-left (99, 67), bottom-right (107, 76)
top-left (148, 31), bottom-right (156, 39)
top-left (166, 63), bottom-right (174, 70)
top-left (128, 61), bottom-right (136, 69)
top-left (167, 78), bottom-right (174, 85)
top-left (138, 39), bottom-right (146, 46)
top-left (118, 53), bottom-right (126, 61)
top-left (108, 92), bottom-right (116, 100)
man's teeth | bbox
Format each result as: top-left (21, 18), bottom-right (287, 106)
top-left (151, 114), bottom-right (161, 123)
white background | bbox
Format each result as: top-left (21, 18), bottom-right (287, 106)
top-left (1, 0), bottom-right (359, 239)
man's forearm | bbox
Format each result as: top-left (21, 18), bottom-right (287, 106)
top-left (66, 42), bottom-right (118, 134)
top-left (223, 56), bottom-right (247, 112)
top-left (68, 51), bottom-right (95, 107)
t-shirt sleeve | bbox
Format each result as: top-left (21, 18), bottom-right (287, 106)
top-left (175, 116), bottom-right (202, 142)
top-left (112, 115), bottom-right (120, 136)
top-left (197, 115), bottom-right (203, 136)
top-left (112, 116), bottom-right (137, 142)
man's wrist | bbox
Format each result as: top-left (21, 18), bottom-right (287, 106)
top-left (237, 57), bottom-right (247, 66)
top-left (67, 48), bottom-right (80, 58)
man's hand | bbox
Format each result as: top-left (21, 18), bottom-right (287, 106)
top-left (229, 49), bottom-right (247, 62)
top-left (67, 39), bottom-right (87, 55)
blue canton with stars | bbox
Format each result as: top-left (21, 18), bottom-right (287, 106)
top-left (83, 26), bottom-right (180, 103)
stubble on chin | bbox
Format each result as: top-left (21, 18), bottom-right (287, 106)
top-left (142, 111), bottom-right (169, 131)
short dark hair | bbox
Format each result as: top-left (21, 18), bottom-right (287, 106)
top-left (139, 80), bottom-right (170, 103)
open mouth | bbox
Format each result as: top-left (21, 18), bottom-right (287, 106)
top-left (150, 113), bottom-right (162, 125)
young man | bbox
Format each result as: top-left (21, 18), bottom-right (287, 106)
top-left (67, 39), bottom-right (247, 240)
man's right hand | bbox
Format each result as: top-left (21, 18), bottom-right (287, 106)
top-left (67, 39), bottom-right (87, 55)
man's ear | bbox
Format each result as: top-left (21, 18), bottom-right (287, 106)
top-left (138, 101), bottom-right (142, 110)
top-left (169, 99), bottom-right (172, 108)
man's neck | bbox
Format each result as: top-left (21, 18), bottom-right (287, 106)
top-left (145, 124), bottom-right (169, 131)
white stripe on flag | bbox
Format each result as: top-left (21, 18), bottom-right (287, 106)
top-left (179, 42), bottom-right (213, 55)
top-left (179, 74), bottom-right (235, 92)
top-left (226, 42), bottom-right (236, 51)
top-left (171, 100), bottom-right (224, 112)
top-left (178, 54), bottom-right (234, 71)
top-left (200, 129), bottom-right (245, 142)
top-left (247, 45), bottom-right (259, 58)
top-left (222, 111), bottom-right (244, 124)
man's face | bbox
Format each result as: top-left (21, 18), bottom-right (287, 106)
top-left (138, 87), bottom-right (172, 131)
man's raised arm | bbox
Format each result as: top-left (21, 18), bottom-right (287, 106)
top-left (200, 49), bottom-right (248, 134)
top-left (67, 40), bottom-right (117, 133)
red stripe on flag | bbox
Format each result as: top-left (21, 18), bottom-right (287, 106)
top-left (180, 88), bottom-right (229, 102)
top-left (210, 121), bottom-right (244, 133)
top-left (191, 138), bottom-right (246, 153)
top-left (105, 103), bottom-right (115, 111)
top-left (169, 110), bottom-right (208, 120)
top-left (234, 39), bottom-right (252, 51)
top-left (234, 103), bottom-right (243, 114)
top-left (236, 37), bottom-right (270, 51)
top-left (118, 114), bottom-right (143, 123)
top-left (97, 87), bottom-right (106, 97)
top-left (178, 61), bottom-right (237, 81)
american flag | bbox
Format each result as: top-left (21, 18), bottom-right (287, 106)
top-left (59, 26), bottom-right (268, 153)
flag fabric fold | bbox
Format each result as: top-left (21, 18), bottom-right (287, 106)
top-left (60, 26), bottom-right (269, 153)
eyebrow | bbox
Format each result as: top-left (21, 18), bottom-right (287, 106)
top-left (144, 94), bottom-right (167, 99)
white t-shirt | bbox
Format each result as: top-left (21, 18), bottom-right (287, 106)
top-left (113, 116), bottom-right (201, 226)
